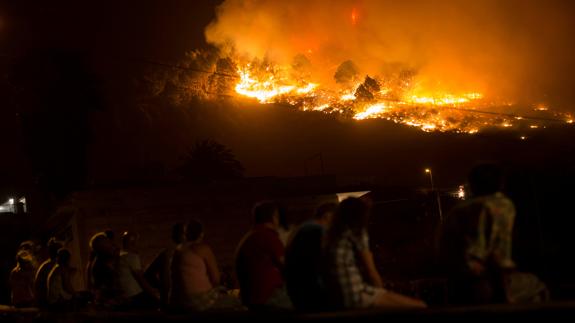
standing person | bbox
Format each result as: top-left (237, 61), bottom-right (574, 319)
top-left (117, 231), bottom-right (159, 308)
top-left (171, 220), bottom-right (239, 311)
top-left (46, 249), bottom-right (75, 307)
top-left (439, 163), bottom-right (548, 305)
top-left (145, 223), bottom-right (185, 308)
top-left (9, 249), bottom-right (37, 307)
top-left (34, 238), bottom-right (63, 307)
top-left (285, 203), bottom-right (337, 311)
top-left (235, 201), bottom-right (292, 310)
top-left (324, 198), bottom-right (426, 309)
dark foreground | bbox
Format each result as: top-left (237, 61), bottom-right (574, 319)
top-left (2, 302), bottom-right (575, 323)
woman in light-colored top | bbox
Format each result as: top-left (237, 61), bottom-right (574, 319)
top-left (171, 219), bottom-right (229, 311)
top-left (324, 198), bottom-right (426, 309)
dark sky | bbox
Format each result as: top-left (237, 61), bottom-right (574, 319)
top-left (0, 0), bottom-right (220, 60)
top-left (1, 0), bottom-right (574, 193)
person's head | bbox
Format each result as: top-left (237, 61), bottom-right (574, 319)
top-left (19, 240), bottom-right (35, 252)
top-left (121, 231), bottom-right (138, 250)
top-left (314, 203), bottom-right (338, 227)
top-left (468, 163), bottom-right (504, 197)
top-left (56, 248), bottom-right (71, 267)
top-left (47, 238), bottom-right (63, 260)
top-left (104, 229), bottom-right (115, 242)
top-left (15, 250), bottom-right (34, 269)
top-left (171, 222), bottom-right (186, 244)
top-left (332, 197), bottom-right (370, 234)
top-left (185, 219), bottom-right (204, 243)
top-left (253, 201), bottom-right (280, 229)
top-left (89, 232), bottom-right (114, 256)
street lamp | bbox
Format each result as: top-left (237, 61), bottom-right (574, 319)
top-left (425, 168), bottom-right (443, 221)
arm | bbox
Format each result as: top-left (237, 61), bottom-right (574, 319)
top-left (354, 230), bottom-right (383, 288)
top-left (358, 249), bottom-right (384, 288)
top-left (199, 245), bottom-right (221, 287)
top-left (129, 254), bottom-right (159, 299)
top-left (270, 235), bottom-right (285, 269)
top-left (85, 261), bottom-right (93, 291)
top-left (143, 251), bottom-right (165, 289)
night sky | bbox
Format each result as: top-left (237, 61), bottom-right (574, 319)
top-left (1, 0), bottom-right (574, 195)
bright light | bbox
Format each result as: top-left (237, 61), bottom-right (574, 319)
top-left (425, 168), bottom-right (431, 173)
top-left (8, 198), bottom-right (14, 205)
top-left (336, 191), bottom-right (370, 202)
top-left (457, 185), bottom-right (466, 199)
top-left (353, 103), bottom-right (388, 120)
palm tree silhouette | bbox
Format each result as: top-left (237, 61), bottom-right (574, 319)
top-left (180, 139), bottom-right (244, 184)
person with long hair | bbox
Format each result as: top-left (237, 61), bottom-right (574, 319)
top-left (324, 197), bottom-right (426, 309)
top-left (171, 219), bottom-right (240, 311)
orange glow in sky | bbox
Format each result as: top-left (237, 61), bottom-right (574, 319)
top-left (351, 8), bottom-right (359, 25)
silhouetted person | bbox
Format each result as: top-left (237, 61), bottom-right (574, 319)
top-left (47, 249), bottom-right (75, 307)
top-left (145, 222), bottom-right (185, 308)
top-left (9, 250), bottom-right (36, 307)
top-left (235, 201), bottom-right (292, 310)
top-left (285, 203), bottom-right (337, 311)
top-left (118, 231), bottom-right (159, 308)
top-left (324, 198), bottom-right (426, 309)
top-left (87, 233), bottom-right (119, 306)
top-left (35, 238), bottom-right (63, 307)
top-left (18, 241), bottom-right (39, 269)
top-left (440, 163), bottom-right (547, 304)
top-left (171, 220), bottom-right (240, 311)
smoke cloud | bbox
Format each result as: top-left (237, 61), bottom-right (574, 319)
top-left (206, 0), bottom-right (575, 108)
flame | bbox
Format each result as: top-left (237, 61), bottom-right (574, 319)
top-left (230, 60), bottom-right (572, 133)
top-left (351, 8), bottom-right (359, 25)
top-left (235, 65), bottom-right (316, 103)
top-left (354, 103), bottom-right (388, 120)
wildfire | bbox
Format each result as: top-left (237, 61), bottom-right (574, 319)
top-left (229, 60), bottom-right (572, 133)
top-left (351, 8), bottom-right (359, 25)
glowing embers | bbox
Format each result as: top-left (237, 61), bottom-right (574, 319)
top-left (353, 103), bottom-right (388, 120)
top-left (235, 65), bottom-right (317, 104)
top-left (407, 93), bottom-right (483, 106)
top-left (232, 61), bottom-right (572, 133)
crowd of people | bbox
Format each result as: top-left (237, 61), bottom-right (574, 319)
top-left (7, 164), bottom-right (549, 313)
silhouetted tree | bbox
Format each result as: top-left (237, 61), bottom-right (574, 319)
top-left (180, 139), bottom-right (244, 184)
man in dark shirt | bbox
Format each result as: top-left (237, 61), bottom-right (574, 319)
top-left (235, 201), bottom-right (291, 310)
top-left (285, 203), bottom-right (337, 311)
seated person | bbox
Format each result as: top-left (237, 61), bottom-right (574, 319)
top-left (35, 238), bottom-right (63, 307)
top-left (117, 231), bottom-right (159, 308)
top-left (171, 220), bottom-right (240, 311)
top-left (324, 198), bottom-right (426, 309)
top-left (47, 249), bottom-right (75, 307)
top-left (439, 163), bottom-right (548, 304)
top-left (145, 223), bottom-right (185, 308)
top-left (88, 233), bottom-right (120, 306)
top-left (235, 202), bottom-right (292, 310)
top-left (10, 249), bottom-right (37, 308)
top-left (285, 203), bottom-right (337, 311)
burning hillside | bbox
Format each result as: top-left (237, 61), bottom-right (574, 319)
top-left (174, 0), bottom-right (575, 133)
